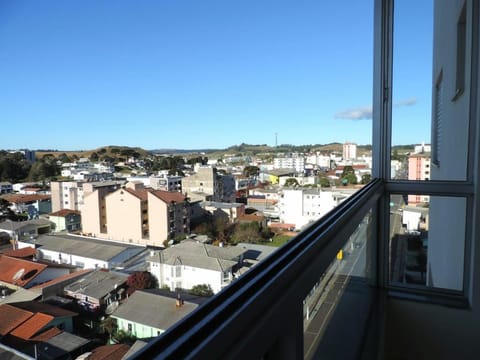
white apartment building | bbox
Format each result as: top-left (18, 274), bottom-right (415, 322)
top-left (305, 153), bottom-right (334, 169)
top-left (343, 142), bottom-right (357, 161)
top-left (273, 155), bottom-right (305, 173)
top-left (50, 181), bottom-right (84, 212)
top-left (278, 188), bottom-right (351, 230)
top-left (147, 241), bottom-right (246, 294)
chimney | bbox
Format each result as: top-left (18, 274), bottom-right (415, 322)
top-left (176, 293), bottom-right (184, 307)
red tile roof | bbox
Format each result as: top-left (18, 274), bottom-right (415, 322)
top-left (0, 304), bottom-right (33, 336)
top-left (124, 188), bottom-right (149, 201)
top-left (0, 255), bottom-right (47, 287)
top-left (151, 190), bottom-right (186, 204)
top-left (49, 209), bottom-right (81, 217)
top-left (2, 194), bottom-right (51, 204)
top-left (10, 312), bottom-right (54, 339)
top-left (12, 301), bottom-right (77, 318)
top-left (87, 344), bottom-right (130, 360)
top-left (30, 327), bottom-right (63, 341)
top-left (30, 269), bottom-right (93, 290)
top-left (1, 247), bottom-right (37, 259)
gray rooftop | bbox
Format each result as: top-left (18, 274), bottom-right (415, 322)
top-left (0, 219), bottom-right (53, 232)
top-left (64, 270), bottom-right (128, 299)
top-left (33, 234), bottom-right (144, 261)
top-left (46, 332), bottom-right (90, 352)
top-left (236, 243), bottom-right (279, 262)
top-left (111, 290), bottom-right (198, 331)
top-left (202, 201), bottom-right (244, 209)
top-left (147, 241), bottom-right (246, 271)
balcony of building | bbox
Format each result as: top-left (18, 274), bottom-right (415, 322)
top-left (128, 0), bottom-right (480, 358)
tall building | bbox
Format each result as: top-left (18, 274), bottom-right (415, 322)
top-left (343, 142), bottom-right (357, 161)
top-left (407, 153), bottom-right (431, 204)
top-left (182, 167), bottom-right (235, 203)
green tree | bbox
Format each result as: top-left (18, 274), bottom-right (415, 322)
top-left (284, 178), bottom-right (299, 187)
top-left (190, 284), bottom-right (214, 297)
top-left (341, 166), bottom-right (357, 185)
top-left (89, 152), bottom-right (99, 162)
top-left (243, 166), bottom-right (260, 178)
top-left (319, 176), bottom-right (330, 187)
top-left (361, 173), bottom-right (372, 184)
top-left (231, 222), bottom-right (263, 244)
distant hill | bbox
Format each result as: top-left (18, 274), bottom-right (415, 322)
top-left (36, 145), bottom-right (150, 160)
top-left (34, 142), bottom-right (414, 161)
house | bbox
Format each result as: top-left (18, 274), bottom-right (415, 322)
top-left (111, 290), bottom-right (203, 338)
top-left (83, 344), bottom-right (130, 360)
top-left (49, 209), bottom-right (81, 232)
top-left (0, 255), bottom-right (50, 289)
top-left (147, 241), bottom-right (246, 293)
top-left (0, 194), bottom-right (52, 216)
top-left (0, 219), bottom-right (53, 242)
top-left (18, 234), bottom-right (145, 270)
top-left (201, 201), bottom-right (245, 223)
top-left (29, 269), bottom-right (94, 300)
top-left (64, 269), bottom-right (128, 313)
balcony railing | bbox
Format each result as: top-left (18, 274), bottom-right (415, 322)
top-left (131, 179), bottom-right (383, 359)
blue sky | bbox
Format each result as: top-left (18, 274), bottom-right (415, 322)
top-left (0, 0), bottom-right (432, 151)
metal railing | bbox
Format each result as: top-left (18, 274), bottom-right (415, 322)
top-left (130, 179), bottom-right (383, 359)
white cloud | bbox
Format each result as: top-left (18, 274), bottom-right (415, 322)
top-left (335, 97), bottom-right (418, 120)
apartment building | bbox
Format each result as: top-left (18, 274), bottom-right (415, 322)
top-left (147, 241), bottom-right (246, 294)
top-left (82, 182), bottom-right (189, 246)
top-left (407, 153), bottom-right (431, 204)
top-left (343, 142), bottom-right (357, 161)
top-left (182, 167), bottom-right (235, 203)
top-left (278, 188), bottom-right (348, 230)
top-left (50, 181), bottom-right (84, 212)
top-left (273, 155), bottom-right (305, 173)
top-left (80, 181), bottom-right (124, 236)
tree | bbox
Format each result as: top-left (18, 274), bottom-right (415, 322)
top-left (89, 152), bottom-right (99, 162)
top-left (361, 173), bottom-right (372, 184)
top-left (319, 177), bottom-right (330, 187)
top-left (100, 317), bottom-right (117, 337)
top-left (243, 166), bottom-right (260, 178)
top-left (231, 222), bottom-right (263, 244)
top-left (341, 166), bottom-right (357, 185)
top-left (189, 284), bottom-right (214, 297)
top-left (284, 178), bottom-right (299, 187)
top-left (126, 271), bottom-right (157, 295)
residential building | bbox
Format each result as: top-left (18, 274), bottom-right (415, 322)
top-left (147, 241), bottom-right (246, 294)
top-left (0, 255), bottom-right (70, 289)
top-left (150, 174), bottom-right (182, 192)
top-left (273, 155), bottom-right (305, 173)
top-left (64, 269), bottom-right (128, 312)
top-left (80, 180), bottom-right (124, 237)
top-left (50, 181), bottom-right (84, 212)
top-left (18, 234), bottom-right (145, 270)
top-left (111, 290), bottom-right (205, 338)
top-left (1, 194), bottom-right (51, 215)
top-left (182, 166), bottom-right (234, 203)
top-left (258, 168), bottom-right (296, 184)
top-left (0, 219), bottom-right (53, 242)
top-left (407, 153), bottom-right (431, 204)
top-left (49, 209), bottom-right (81, 232)
top-left (201, 201), bottom-right (245, 223)
top-left (148, 190), bottom-right (189, 245)
top-left (343, 142), bottom-right (357, 160)
top-left (278, 188), bottom-right (349, 230)
top-left (414, 142), bottom-right (432, 154)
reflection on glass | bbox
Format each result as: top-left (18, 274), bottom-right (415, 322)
top-left (391, 1), bottom-right (433, 180)
top-left (303, 211), bottom-right (371, 359)
top-left (389, 194), bottom-right (465, 291)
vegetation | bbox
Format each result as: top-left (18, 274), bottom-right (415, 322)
top-left (284, 178), bottom-right (299, 187)
top-left (126, 271), bottom-right (157, 295)
top-left (341, 166), bottom-right (357, 185)
top-left (189, 284), bottom-right (214, 297)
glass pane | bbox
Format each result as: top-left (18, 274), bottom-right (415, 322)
top-left (389, 194), bottom-right (465, 291)
top-left (304, 211), bottom-right (372, 358)
top-left (391, 1), bottom-right (433, 180)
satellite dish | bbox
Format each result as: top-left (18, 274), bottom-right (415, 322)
top-left (12, 268), bottom-right (25, 282)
